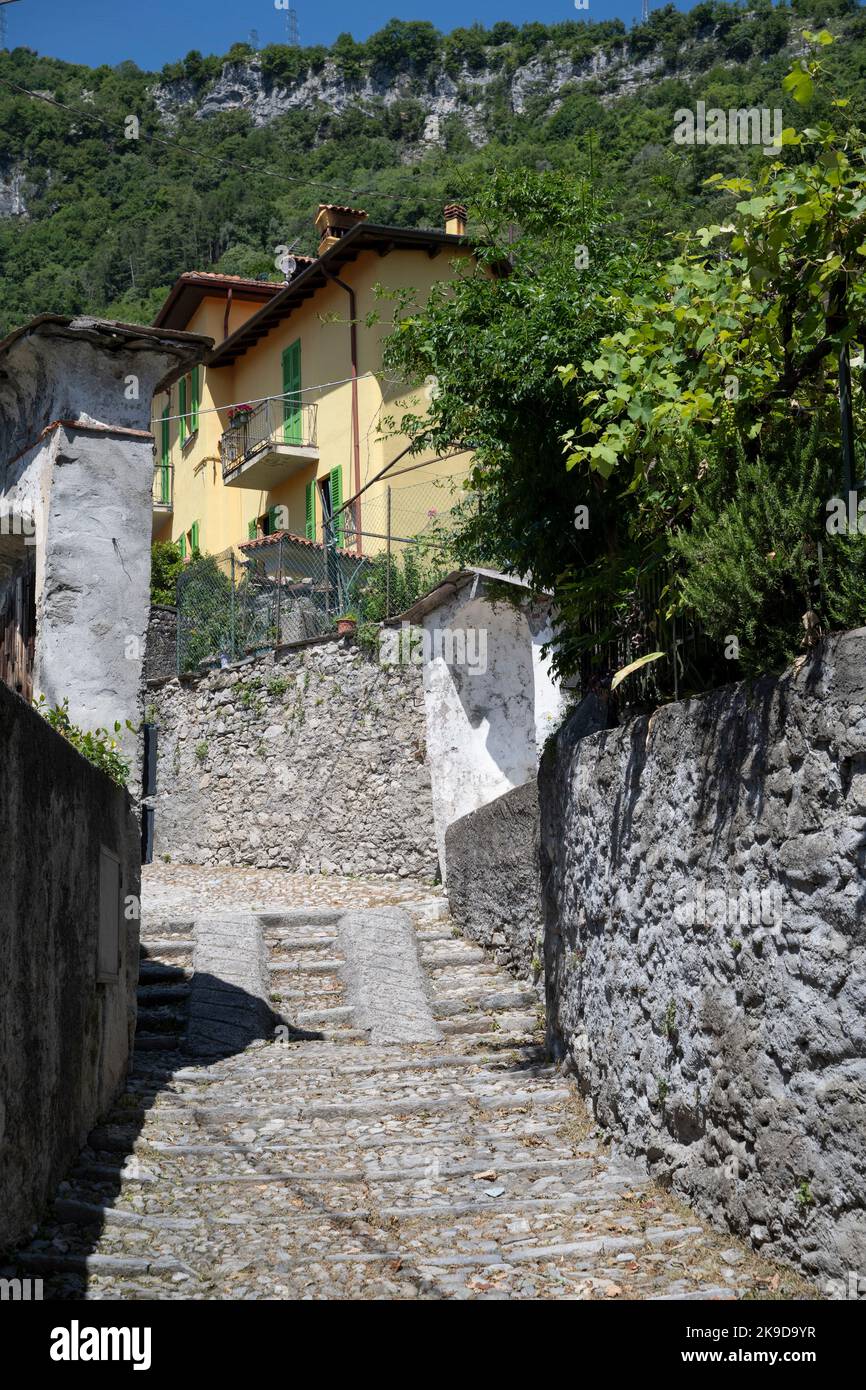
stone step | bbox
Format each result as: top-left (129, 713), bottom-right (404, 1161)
top-left (268, 958), bottom-right (345, 975)
top-left (137, 983), bottom-right (192, 1005)
top-left (418, 949), bottom-right (486, 967)
top-left (136, 1006), bottom-right (187, 1031)
top-left (140, 940), bottom-right (194, 958)
top-left (140, 919), bottom-right (195, 938)
top-left (138, 960), bottom-right (193, 983)
top-left (134, 1034), bottom-right (183, 1051)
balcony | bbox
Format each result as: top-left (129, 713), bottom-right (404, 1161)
top-left (152, 461), bottom-right (173, 536)
top-left (220, 398), bottom-right (318, 489)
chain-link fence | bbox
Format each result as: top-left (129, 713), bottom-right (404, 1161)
top-left (175, 461), bottom-right (473, 674)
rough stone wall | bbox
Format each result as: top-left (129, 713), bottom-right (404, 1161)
top-left (445, 781), bottom-right (544, 994)
top-left (0, 682), bottom-right (139, 1249)
top-left (145, 605), bottom-right (178, 684)
top-left (539, 629), bottom-right (866, 1286)
top-left (150, 637), bottom-right (437, 878)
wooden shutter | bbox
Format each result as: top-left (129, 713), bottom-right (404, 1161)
top-left (190, 366), bottom-right (199, 434)
top-left (330, 466), bottom-right (344, 546)
top-left (248, 518), bottom-right (258, 540)
top-left (305, 480), bottom-right (315, 540)
top-left (179, 376), bottom-right (188, 445)
top-left (282, 340), bottom-right (302, 444)
top-left (190, 521), bottom-right (200, 554)
top-left (178, 533), bottom-right (186, 559)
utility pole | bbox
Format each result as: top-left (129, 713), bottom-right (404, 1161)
top-left (0, 0), bottom-right (22, 52)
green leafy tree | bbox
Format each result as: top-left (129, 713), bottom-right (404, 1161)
top-left (151, 540), bottom-right (184, 606)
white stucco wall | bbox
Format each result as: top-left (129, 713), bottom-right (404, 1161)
top-left (0, 318), bottom-right (210, 757)
top-left (417, 581), bottom-right (566, 879)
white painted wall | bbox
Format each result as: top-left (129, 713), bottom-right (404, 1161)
top-left (416, 580), bottom-right (566, 879)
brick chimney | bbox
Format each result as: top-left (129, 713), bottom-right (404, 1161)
top-left (444, 202), bottom-right (468, 236)
top-left (315, 204), bottom-right (368, 256)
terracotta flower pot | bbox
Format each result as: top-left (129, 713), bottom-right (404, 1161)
top-left (337, 618), bottom-right (357, 637)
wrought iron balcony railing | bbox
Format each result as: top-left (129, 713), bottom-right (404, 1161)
top-left (220, 397), bottom-right (318, 482)
top-left (153, 460), bottom-right (173, 509)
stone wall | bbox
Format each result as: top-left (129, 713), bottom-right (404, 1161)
top-left (539, 629), bottom-right (866, 1286)
top-left (145, 605), bottom-right (177, 684)
top-left (0, 682), bottom-right (139, 1249)
top-left (445, 781), bottom-right (544, 993)
top-left (149, 636), bottom-right (437, 878)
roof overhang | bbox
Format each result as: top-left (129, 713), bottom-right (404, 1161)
top-left (207, 223), bottom-right (468, 368)
top-left (389, 568), bottom-right (547, 625)
top-left (152, 273), bottom-right (289, 332)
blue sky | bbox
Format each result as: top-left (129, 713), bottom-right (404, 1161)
top-left (5, 0), bottom-right (693, 71)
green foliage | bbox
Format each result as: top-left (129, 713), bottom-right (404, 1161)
top-left (8, 9), bottom-right (866, 337)
top-left (383, 166), bottom-right (658, 604)
top-left (355, 548), bottom-right (438, 622)
top-left (34, 695), bottom-right (132, 787)
top-left (151, 540), bottom-right (183, 606)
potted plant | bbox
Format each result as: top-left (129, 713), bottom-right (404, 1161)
top-left (228, 403), bottom-right (254, 426)
top-left (336, 611), bottom-right (358, 637)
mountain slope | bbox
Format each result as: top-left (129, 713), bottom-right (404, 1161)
top-left (0, 4), bottom-right (864, 336)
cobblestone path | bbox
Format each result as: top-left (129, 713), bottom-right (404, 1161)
top-left (4, 868), bottom-right (813, 1301)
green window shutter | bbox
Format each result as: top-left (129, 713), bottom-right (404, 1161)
top-left (190, 366), bottom-right (199, 434)
top-left (330, 466), bottom-right (344, 546)
top-left (282, 340), bottom-right (302, 444)
top-left (179, 377), bottom-right (188, 445)
top-left (190, 521), bottom-right (200, 554)
top-left (305, 480), bottom-right (315, 540)
top-left (267, 505), bottom-right (280, 535)
top-left (248, 518), bottom-right (258, 540)
top-left (178, 533), bottom-right (186, 559)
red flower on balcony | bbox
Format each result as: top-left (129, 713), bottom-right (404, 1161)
top-left (228, 403), bottom-right (254, 425)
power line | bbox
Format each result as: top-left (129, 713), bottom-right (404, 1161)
top-left (0, 73), bottom-right (468, 207)
top-left (150, 371), bottom-right (411, 427)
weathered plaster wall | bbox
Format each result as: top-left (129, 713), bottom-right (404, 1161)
top-left (540, 630), bottom-right (866, 1285)
top-left (150, 637), bottom-right (437, 877)
top-left (0, 317), bottom-right (209, 755)
top-left (0, 682), bottom-right (139, 1249)
top-left (418, 586), bottom-right (565, 878)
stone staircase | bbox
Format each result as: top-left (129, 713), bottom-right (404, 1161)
top-left (1, 889), bottom-right (805, 1301)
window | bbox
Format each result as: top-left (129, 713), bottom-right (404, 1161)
top-left (179, 376), bottom-right (188, 446)
top-left (190, 521), bottom-right (200, 555)
top-left (178, 533), bottom-right (186, 559)
top-left (319, 467), bottom-right (344, 546)
top-left (305, 480), bottom-right (315, 540)
top-left (248, 518), bottom-right (258, 540)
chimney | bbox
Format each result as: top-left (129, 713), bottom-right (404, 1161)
top-left (444, 202), bottom-right (468, 237)
top-left (315, 204), bottom-right (368, 256)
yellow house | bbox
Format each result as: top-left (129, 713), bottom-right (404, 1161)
top-left (151, 204), bottom-right (473, 594)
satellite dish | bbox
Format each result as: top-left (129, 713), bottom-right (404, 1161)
top-left (281, 254), bottom-right (297, 280)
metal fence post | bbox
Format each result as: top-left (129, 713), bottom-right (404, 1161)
top-left (230, 551), bottom-right (237, 664)
top-left (275, 534), bottom-right (283, 647)
top-left (386, 484), bottom-right (392, 618)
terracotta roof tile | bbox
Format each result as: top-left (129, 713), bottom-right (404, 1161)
top-left (240, 530), bottom-right (358, 560)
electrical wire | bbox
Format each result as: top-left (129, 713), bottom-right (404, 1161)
top-left (151, 371), bottom-right (413, 426)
